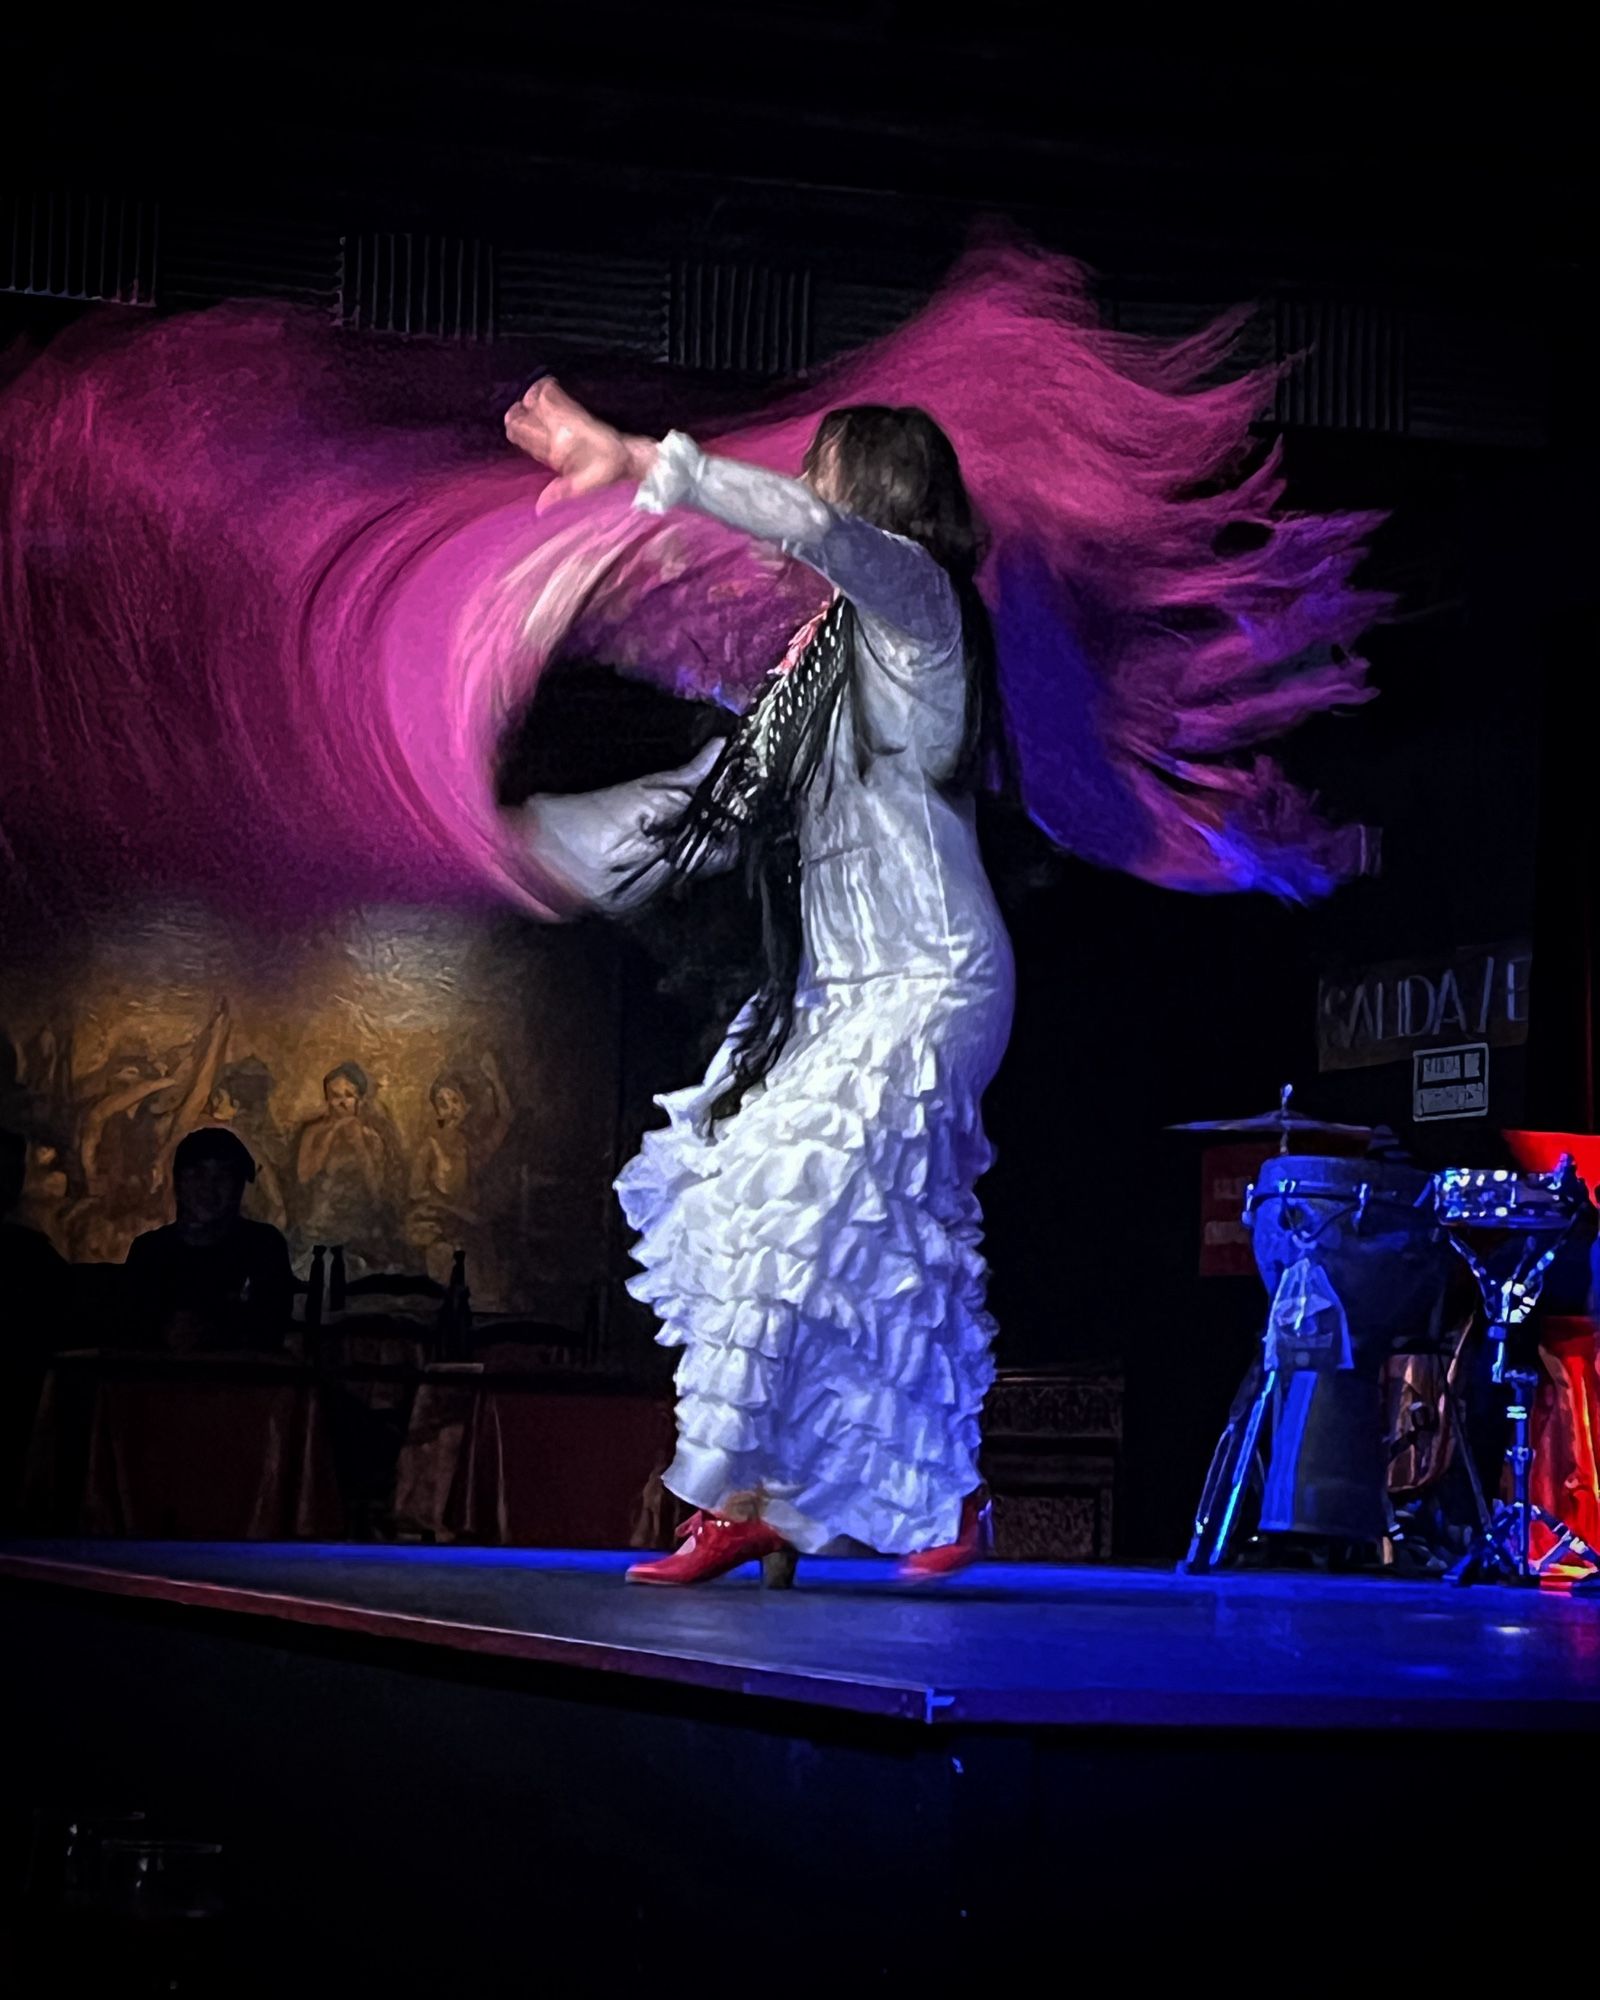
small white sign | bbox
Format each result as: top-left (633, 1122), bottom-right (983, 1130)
top-left (1413, 1042), bottom-right (1490, 1122)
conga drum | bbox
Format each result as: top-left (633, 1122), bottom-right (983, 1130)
top-left (1245, 1154), bottom-right (1454, 1544)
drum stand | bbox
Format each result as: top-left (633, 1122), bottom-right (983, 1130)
top-left (1184, 1358), bottom-right (1276, 1572)
top-left (1445, 1257), bottom-right (1600, 1588)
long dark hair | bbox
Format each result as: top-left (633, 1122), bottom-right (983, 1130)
top-left (652, 405), bottom-right (1006, 1127)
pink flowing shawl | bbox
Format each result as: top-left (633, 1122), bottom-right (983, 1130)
top-left (0, 239), bottom-right (1386, 922)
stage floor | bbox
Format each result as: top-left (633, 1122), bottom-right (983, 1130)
top-left (3, 1539), bottom-right (1597, 1731)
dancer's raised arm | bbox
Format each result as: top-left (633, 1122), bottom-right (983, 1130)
top-left (505, 381), bottom-right (957, 648)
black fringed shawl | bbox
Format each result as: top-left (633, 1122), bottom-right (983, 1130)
top-left (633, 597), bottom-right (857, 1125)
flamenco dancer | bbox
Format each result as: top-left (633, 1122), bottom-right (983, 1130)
top-left (508, 389), bottom-right (1013, 1586)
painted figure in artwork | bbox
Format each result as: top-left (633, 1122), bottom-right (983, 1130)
top-left (67, 1000), bottom-right (231, 1265)
top-left (204, 1056), bottom-right (289, 1234)
top-left (405, 1053), bottom-right (513, 1291)
top-left (293, 1061), bottom-right (403, 1275)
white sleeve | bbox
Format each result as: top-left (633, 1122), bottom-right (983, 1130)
top-left (636, 431), bottom-right (960, 649)
top-left (517, 739), bottom-right (727, 913)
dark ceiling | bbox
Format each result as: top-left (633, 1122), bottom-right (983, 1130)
top-left (4, 19), bottom-right (1585, 299)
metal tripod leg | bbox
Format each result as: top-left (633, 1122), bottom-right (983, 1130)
top-left (1528, 1505), bottom-right (1600, 1577)
top-left (1184, 1428), bottom-right (1245, 1573)
top-left (1183, 1361), bottom-right (1275, 1573)
top-left (1442, 1373), bottom-right (1492, 1531)
top-left (1449, 1351), bottom-right (1600, 1586)
top-left (1446, 1504), bottom-right (1525, 1586)
top-left (1211, 1370), bottom-right (1276, 1567)
top-left (1447, 1499), bottom-right (1600, 1586)
top-left (1183, 1356), bottom-right (1256, 1571)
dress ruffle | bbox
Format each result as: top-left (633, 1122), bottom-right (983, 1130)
top-left (616, 975), bottom-right (1005, 1556)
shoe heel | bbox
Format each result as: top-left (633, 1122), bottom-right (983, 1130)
top-left (761, 1547), bottom-right (799, 1590)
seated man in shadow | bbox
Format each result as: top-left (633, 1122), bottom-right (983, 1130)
top-left (124, 1127), bottom-right (295, 1352)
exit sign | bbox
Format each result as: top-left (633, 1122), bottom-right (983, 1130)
top-left (1413, 1043), bottom-right (1489, 1122)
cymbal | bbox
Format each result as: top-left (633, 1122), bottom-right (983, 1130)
top-left (1166, 1084), bottom-right (1373, 1147)
top-left (1166, 1110), bottom-right (1375, 1139)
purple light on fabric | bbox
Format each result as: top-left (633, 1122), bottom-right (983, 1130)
top-left (0, 241), bottom-right (1388, 922)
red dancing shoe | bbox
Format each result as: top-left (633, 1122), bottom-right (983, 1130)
top-left (897, 1489), bottom-right (994, 1584)
top-left (626, 1511), bottom-right (798, 1588)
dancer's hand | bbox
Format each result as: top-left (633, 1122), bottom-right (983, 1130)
top-left (503, 378), bottom-right (655, 514)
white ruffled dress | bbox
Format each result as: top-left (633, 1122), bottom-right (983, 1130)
top-left (522, 435), bottom-right (1015, 1555)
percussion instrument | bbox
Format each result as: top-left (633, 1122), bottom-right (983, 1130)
top-left (1248, 1154), bottom-right (1455, 1363)
top-left (1167, 1083), bottom-right (1373, 1156)
top-left (1186, 1150), bottom-right (1455, 1568)
top-left (1431, 1155), bottom-right (1600, 1585)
